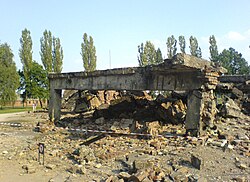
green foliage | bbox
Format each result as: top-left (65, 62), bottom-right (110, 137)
top-left (137, 43), bottom-right (146, 66)
top-left (189, 36), bottom-right (202, 58)
top-left (19, 29), bottom-right (49, 107)
top-left (0, 106), bottom-right (33, 114)
top-left (138, 41), bottom-right (157, 66)
top-left (40, 30), bottom-right (53, 72)
top-left (19, 28), bottom-right (33, 102)
top-left (156, 48), bottom-right (163, 64)
top-left (209, 35), bottom-right (219, 62)
top-left (40, 30), bottom-right (63, 73)
top-left (19, 28), bottom-right (33, 79)
top-left (166, 35), bottom-right (177, 58)
top-left (52, 37), bottom-right (63, 73)
top-left (18, 61), bottom-right (48, 107)
top-left (197, 47), bottom-right (202, 58)
top-left (144, 41), bottom-right (157, 65)
top-left (0, 43), bottom-right (19, 106)
top-left (18, 69), bottom-right (27, 101)
top-left (81, 33), bottom-right (97, 72)
top-left (28, 61), bottom-right (48, 99)
top-left (178, 35), bottom-right (186, 53)
top-left (218, 47), bottom-right (250, 75)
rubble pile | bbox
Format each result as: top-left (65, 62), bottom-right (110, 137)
top-left (0, 103), bottom-right (249, 181)
top-left (62, 90), bottom-right (188, 126)
top-left (218, 75), bottom-right (250, 116)
top-left (1, 118), bottom-right (249, 181)
top-left (62, 90), bottom-right (121, 113)
top-left (216, 82), bottom-right (250, 117)
top-left (61, 83), bottom-right (249, 138)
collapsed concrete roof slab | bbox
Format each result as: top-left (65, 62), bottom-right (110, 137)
top-left (164, 53), bottom-right (225, 72)
top-left (219, 75), bottom-right (250, 94)
top-left (219, 75), bottom-right (250, 83)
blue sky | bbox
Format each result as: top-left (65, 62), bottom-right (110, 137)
top-left (1, 0), bottom-right (250, 72)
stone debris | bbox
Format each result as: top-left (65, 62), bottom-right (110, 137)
top-left (95, 117), bottom-right (105, 125)
top-left (220, 97), bottom-right (247, 119)
top-left (128, 170), bottom-right (149, 182)
top-left (118, 172), bottom-right (130, 180)
top-left (233, 176), bottom-right (247, 182)
top-left (63, 90), bottom-right (188, 126)
top-left (191, 154), bottom-right (204, 170)
top-left (235, 160), bottom-right (248, 170)
top-left (62, 90), bottom-right (122, 113)
top-left (132, 159), bottom-right (154, 172)
top-left (46, 164), bottom-right (56, 170)
top-left (22, 164), bottom-right (36, 174)
top-left (156, 99), bottom-right (187, 124)
top-left (72, 146), bottom-right (96, 164)
top-left (0, 112), bottom-right (250, 182)
top-left (2, 150), bottom-right (8, 154)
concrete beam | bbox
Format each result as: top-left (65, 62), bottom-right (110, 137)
top-left (219, 75), bottom-right (250, 83)
top-left (48, 68), bottom-right (204, 91)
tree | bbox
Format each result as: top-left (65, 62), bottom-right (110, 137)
top-left (40, 30), bottom-right (53, 73)
top-left (19, 28), bottom-right (33, 78)
top-left (197, 47), bottom-right (202, 58)
top-left (156, 48), bottom-right (163, 64)
top-left (209, 35), bottom-right (219, 62)
top-left (218, 47), bottom-right (250, 75)
top-left (144, 41), bottom-right (157, 65)
top-left (178, 35), bottom-right (186, 53)
top-left (189, 36), bottom-right (202, 58)
top-left (28, 61), bottom-right (48, 107)
top-left (166, 35), bottom-right (177, 58)
top-left (138, 41), bottom-right (156, 66)
top-left (19, 28), bottom-right (33, 103)
top-left (0, 43), bottom-right (19, 107)
top-left (52, 37), bottom-right (63, 73)
top-left (19, 61), bottom-right (48, 107)
top-left (40, 30), bottom-right (63, 73)
top-left (138, 43), bottom-right (145, 66)
top-left (81, 33), bottom-right (97, 72)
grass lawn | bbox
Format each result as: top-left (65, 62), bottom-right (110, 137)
top-left (0, 107), bottom-right (34, 114)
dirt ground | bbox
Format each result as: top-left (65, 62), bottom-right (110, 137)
top-left (0, 112), bottom-right (249, 182)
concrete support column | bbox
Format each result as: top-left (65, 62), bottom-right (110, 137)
top-left (186, 89), bottom-right (217, 136)
top-left (49, 89), bottom-right (62, 123)
top-left (185, 90), bottom-right (203, 136)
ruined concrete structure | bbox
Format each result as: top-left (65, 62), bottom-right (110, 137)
top-left (219, 75), bottom-right (250, 95)
top-left (49, 54), bottom-right (225, 136)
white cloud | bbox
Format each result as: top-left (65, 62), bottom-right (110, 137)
top-left (226, 31), bottom-right (245, 41)
top-left (245, 29), bottom-right (250, 37)
top-left (199, 30), bottom-right (250, 64)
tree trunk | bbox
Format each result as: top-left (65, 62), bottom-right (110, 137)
top-left (39, 99), bottom-right (43, 108)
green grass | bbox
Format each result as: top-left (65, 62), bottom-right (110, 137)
top-left (0, 107), bottom-right (34, 114)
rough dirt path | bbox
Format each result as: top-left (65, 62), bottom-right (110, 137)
top-left (0, 112), bottom-right (27, 122)
top-left (0, 112), bottom-right (70, 182)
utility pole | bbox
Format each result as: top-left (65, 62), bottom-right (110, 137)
top-left (109, 49), bottom-right (111, 69)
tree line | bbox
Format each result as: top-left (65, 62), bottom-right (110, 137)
top-left (0, 31), bottom-right (249, 107)
top-left (0, 29), bottom-right (97, 107)
top-left (138, 35), bottom-right (250, 75)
